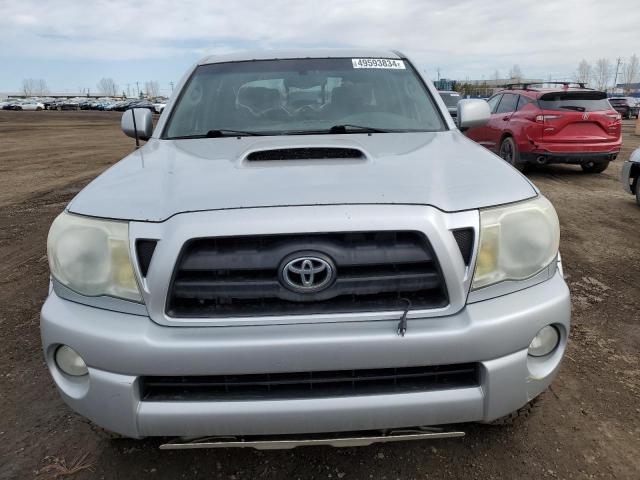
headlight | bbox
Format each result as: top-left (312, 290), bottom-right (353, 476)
top-left (472, 196), bottom-right (559, 290)
top-left (47, 212), bottom-right (142, 302)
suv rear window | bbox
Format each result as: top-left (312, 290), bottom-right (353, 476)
top-left (538, 91), bottom-right (611, 112)
top-left (608, 98), bottom-right (628, 105)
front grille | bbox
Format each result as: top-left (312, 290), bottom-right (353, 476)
top-left (140, 363), bottom-right (479, 401)
top-left (166, 231), bottom-right (448, 318)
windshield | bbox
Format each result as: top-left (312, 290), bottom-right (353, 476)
top-left (164, 58), bottom-right (445, 138)
top-left (439, 92), bottom-right (461, 108)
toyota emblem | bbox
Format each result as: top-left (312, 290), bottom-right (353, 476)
top-left (279, 253), bottom-right (335, 293)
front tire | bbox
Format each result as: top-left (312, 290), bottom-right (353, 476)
top-left (581, 161), bottom-right (609, 173)
top-left (499, 136), bottom-right (526, 171)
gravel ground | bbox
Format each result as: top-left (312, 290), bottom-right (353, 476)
top-left (1, 111), bottom-right (638, 479)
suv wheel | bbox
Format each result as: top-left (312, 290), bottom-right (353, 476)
top-left (499, 137), bottom-right (525, 171)
top-left (581, 161), bottom-right (609, 174)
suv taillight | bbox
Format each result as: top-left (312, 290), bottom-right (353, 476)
top-left (535, 114), bottom-right (562, 123)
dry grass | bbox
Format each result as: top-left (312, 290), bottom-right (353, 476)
top-left (37, 452), bottom-right (94, 479)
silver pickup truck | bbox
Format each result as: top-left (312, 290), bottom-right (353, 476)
top-left (42, 49), bottom-right (570, 449)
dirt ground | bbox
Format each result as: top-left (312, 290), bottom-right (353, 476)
top-left (1, 111), bottom-right (638, 480)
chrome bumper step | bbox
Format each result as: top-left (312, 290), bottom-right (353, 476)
top-left (159, 427), bottom-right (465, 450)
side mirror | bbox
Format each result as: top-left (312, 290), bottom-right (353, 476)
top-left (121, 108), bottom-right (153, 144)
top-left (457, 99), bottom-right (491, 131)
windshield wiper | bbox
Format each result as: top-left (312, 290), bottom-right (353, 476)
top-left (559, 106), bottom-right (586, 112)
top-left (328, 124), bottom-right (390, 134)
top-left (206, 129), bottom-right (264, 137)
top-left (166, 129), bottom-right (264, 140)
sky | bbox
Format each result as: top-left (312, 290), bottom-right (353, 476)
top-left (1, 0), bottom-right (638, 95)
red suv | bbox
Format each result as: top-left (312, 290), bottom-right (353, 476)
top-left (465, 83), bottom-right (622, 173)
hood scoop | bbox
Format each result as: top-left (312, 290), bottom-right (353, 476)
top-left (245, 147), bottom-right (366, 162)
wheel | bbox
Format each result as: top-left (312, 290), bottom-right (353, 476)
top-left (498, 136), bottom-right (526, 171)
top-left (581, 161), bottom-right (609, 173)
top-left (489, 394), bottom-right (543, 426)
top-left (635, 177), bottom-right (640, 206)
top-left (36, 106), bottom-right (42, 111)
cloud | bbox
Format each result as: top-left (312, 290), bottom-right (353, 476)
top-left (0, 0), bottom-right (638, 90)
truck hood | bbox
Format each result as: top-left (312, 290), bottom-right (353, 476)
top-left (68, 131), bottom-right (537, 222)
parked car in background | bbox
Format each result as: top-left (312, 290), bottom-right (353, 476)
top-left (42, 49), bottom-right (569, 447)
top-left (438, 91), bottom-right (461, 119)
top-left (19, 100), bottom-right (45, 111)
top-left (2, 99), bottom-right (44, 110)
top-left (621, 148), bottom-right (640, 206)
top-left (609, 97), bottom-right (640, 119)
top-left (153, 99), bottom-right (167, 114)
top-left (105, 100), bottom-right (125, 111)
top-left (126, 99), bottom-right (156, 112)
top-left (465, 82), bottom-right (622, 173)
top-left (111, 100), bottom-right (137, 111)
top-left (2, 99), bottom-right (23, 110)
top-left (40, 98), bottom-right (56, 110)
top-left (54, 99), bottom-right (80, 111)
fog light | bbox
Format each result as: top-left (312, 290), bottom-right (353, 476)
top-left (55, 345), bottom-right (88, 376)
top-left (528, 325), bottom-right (560, 357)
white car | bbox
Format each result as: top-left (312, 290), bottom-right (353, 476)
top-left (17, 100), bottom-right (45, 111)
top-left (153, 101), bottom-right (166, 114)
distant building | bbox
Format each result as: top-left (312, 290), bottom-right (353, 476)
top-left (616, 83), bottom-right (640, 96)
top-left (433, 78), bottom-right (457, 91)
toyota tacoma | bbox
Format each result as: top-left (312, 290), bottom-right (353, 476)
top-left (42, 49), bottom-right (570, 448)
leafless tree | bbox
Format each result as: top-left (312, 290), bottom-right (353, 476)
top-left (97, 78), bottom-right (118, 96)
top-left (493, 69), bottom-right (500, 82)
top-left (593, 58), bottom-right (612, 90)
top-left (508, 65), bottom-right (523, 81)
top-left (574, 60), bottom-right (592, 85)
top-left (22, 78), bottom-right (49, 96)
top-left (621, 54), bottom-right (639, 92)
top-left (144, 81), bottom-right (160, 98)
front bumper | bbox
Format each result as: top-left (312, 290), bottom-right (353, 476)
top-left (41, 272), bottom-right (570, 439)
